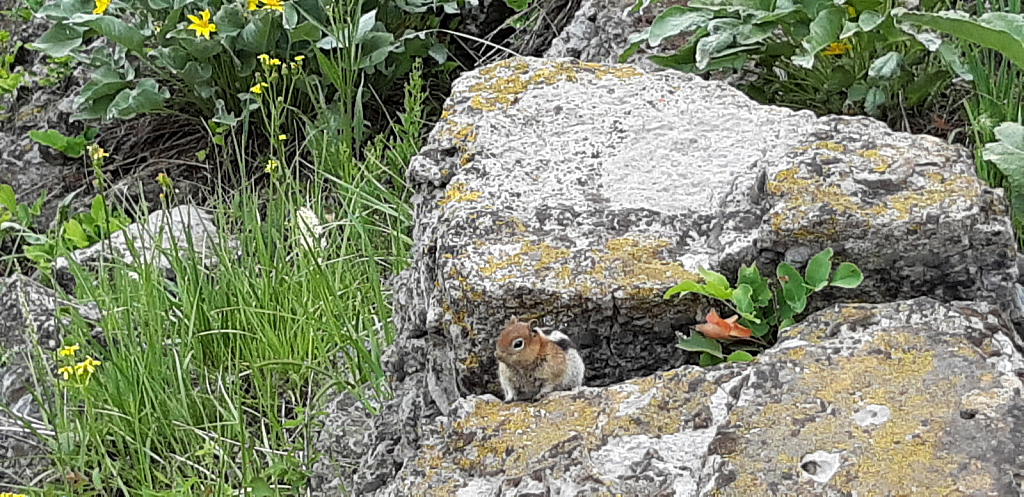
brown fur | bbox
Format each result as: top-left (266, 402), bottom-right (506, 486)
top-left (495, 316), bottom-right (569, 400)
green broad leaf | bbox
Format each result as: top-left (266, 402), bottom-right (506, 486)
top-left (864, 86), bottom-right (886, 115)
top-left (356, 9), bottom-right (377, 41)
top-left (237, 14), bottom-right (278, 54)
top-left (211, 99), bottom-right (239, 126)
top-left (504, 0), bottom-right (529, 10)
top-left (868, 51), bottom-right (902, 78)
top-left (840, 21), bottom-right (863, 39)
top-left (793, 7), bottom-right (845, 68)
top-left (664, 279), bottom-right (705, 299)
top-left (428, 43), bottom-right (449, 63)
top-left (80, 66), bottom-right (126, 103)
top-left (73, 93), bottom-right (117, 121)
top-left (357, 32), bottom-right (399, 69)
top-left (69, 14), bottom-right (146, 53)
top-left (91, 195), bottom-right (107, 224)
top-left (804, 248), bottom-right (833, 291)
top-left (695, 26), bottom-right (740, 70)
top-left (181, 61), bottom-right (213, 84)
top-left (31, 22), bottom-right (87, 57)
top-left (64, 219), bottom-right (90, 248)
top-left (35, 0), bottom-right (93, 21)
top-left (700, 352), bottom-right (726, 366)
top-left (905, 70), bottom-right (948, 106)
top-left (178, 35), bottom-right (223, 60)
top-left (283, 2), bottom-right (300, 28)
top-left (150, 46), bottom-right (190, 71)
top-left (29, 129), bottom-right (86, 158)
top-left (830, 262), bottom-right (864, 288)
top-left (741, 317), bottom-right (771, 337)
top-left (859, 10), bottom-right (885, 31)
top-left (737, 264), bottom-right (772, 305)
top-left (648, 7), bottom-right (712, 46)
top-left (779, 317), bottom-right (796, 329)
top-left (732, 283), bottom-right (754, 315)
top-left (213, 4), bottom-right (247, 37)
top-left (893, 9), bottom-right (1024, 69)
top-left (937, 41), bottom-right (974, 81)
top-left (289, 22), bottom-right (322, 43)
top-left (0, 184), bottom-right (15, 212)
top-left (677, 331), bottom-right (724, 358)
top-left (726, 350), bottom-right (755, 362)
top-left (777, 262), bottom-right (807, 313)
top-left (105, 79), bottom-right (169, 120)
top-left (699, 267), bottom-right (734, 300)
top-left (847, 82), bottom-right (869, 101)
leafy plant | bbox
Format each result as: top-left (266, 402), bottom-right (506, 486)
top-left (28, 126), bottom-right (98, 158)
top-left (666, 248), bottom-right (864, 366)
top-left (624, 0), bottom-right (967, 116)
top-left (29, 0), bottom-right (449, 128)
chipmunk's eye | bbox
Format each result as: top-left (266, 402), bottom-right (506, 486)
top-left (512, 338), bottom-right (525, 350)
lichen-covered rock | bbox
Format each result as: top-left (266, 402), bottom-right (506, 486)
top-left (348, 56), bottom-right (1017, 492)
top-left (0, 275), bottom-right (101, 489)
top-left (51, 205), bottom-right (235, 292)
top-left (368, 298), bottom-right (1024, 495)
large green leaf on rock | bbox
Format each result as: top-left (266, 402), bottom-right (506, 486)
top-left (893, 9), bottom-right (1024, 69)
top-left (983, 122), bottom-right (1024, 230)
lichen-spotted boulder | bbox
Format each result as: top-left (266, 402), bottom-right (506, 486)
top-left (370, 298), bottom-right (1024, 495)
top-left (346, 56), bottom-right (1018, 492)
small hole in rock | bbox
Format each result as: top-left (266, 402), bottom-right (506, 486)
top-left (959, 409), bottom-right (978, 420)
top-left (800, 461), bottom-right (819, 475)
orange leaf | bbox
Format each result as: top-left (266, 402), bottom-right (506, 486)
top-left (696, 309), bottom-right (753, 339)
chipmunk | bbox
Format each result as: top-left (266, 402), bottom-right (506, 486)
top-left (494, 316), bottom-right (585, 402)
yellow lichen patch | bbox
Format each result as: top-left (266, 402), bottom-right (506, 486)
top-left (856, 149), bottom-right (890, 172)
top-left (814, 141), bottom-right (845, 152)
top-left (463, 352), bottom-right (479, 369)
top-left (453, 125), bottom-right (478, 142)
top-left (470, 93), bottom-right (517, 111)
top-left (593, 237), bottom-right (700, 288)
top-left (557, 265), bottom-right (572, 281)
top-left (521, 240), bottom-right (571, 269)
top-left (438, 182), bottom-right (483, 206)
top-left (479, 253), bottom-right (525, 277)
top-left (727, 328), bottom-right (995, 495)
top-left (885, 175), bottom-right (978, 220)
top-left (509, 217), bottom-right (528, 232)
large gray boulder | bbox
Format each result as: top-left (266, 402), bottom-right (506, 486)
top-left (373, 298), bottom-right (1024, 495)
top-left (50, 204), bottom-right (234, 292)
top-left (331, 56), bottom-right (1018, 493)
top-left (0, 275), bottom-right (101, 489)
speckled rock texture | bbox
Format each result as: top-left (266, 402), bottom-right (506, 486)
top-left (0, 275), bottom-right (101, 490)
top-left (51, 205), bottom-right (234, 293)
top-left (545, 0), bottom-right (685, 68)
top-left (368, 298), bottom-right (1024, 496)
top-left (341, 56), bottom-right (1019, 493)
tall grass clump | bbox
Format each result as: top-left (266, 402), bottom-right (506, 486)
top-left (17, 28), bottom-right (427, 497)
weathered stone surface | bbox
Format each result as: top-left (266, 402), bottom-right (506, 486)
top-left (51, 205), bottom-right (234, 292)
top-left (545, 0), bottom-right (685, 67)
top-left (347, 56), bottom-right (1018, 492)
top-left (0, 275), bottom-right (101, 489)
top-left (368, 298), bottom-right (1024, 495)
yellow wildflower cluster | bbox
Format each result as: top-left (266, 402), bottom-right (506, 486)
top-left (265, 158), bottom-right (279, 174)
top-left (93, 0), bottom-right (110, 14)
top-left (55, 343), bottom-right (101, 382)
top-left (86, 144), bottom-right (109, 161)
top-left (1, 493), bottom-right (29, 497)
top-left (250, 82), bottom-right (270, 94)
top-left (822, 41), bottom-right (852, 56)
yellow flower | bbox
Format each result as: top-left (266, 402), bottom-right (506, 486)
top-left (294, 55), bottom-right (305, 61)
top-left (58, 344), bottom-right (80, 357)
top-left (269, 58), bottom-right (282, 66)
top-left (187, 10), bottom-right (217, 39)
top-left (250, 82), bottom-right (269, 93)
top-left (261, 0), bottom-right (284, 11)
top-left (75, 356), bottom-right (102, 377)
top-left (86, 144), bottom-right (109, 160)
top-left (58, 366), bottom-right (74, 380)
top-left (278, 134), bottom-right (287, 141)
top-left (247, 0), bottom-right (258, 9)
top-left (847, 5), bottom-right (857, 16)
top-left (265, 158), bottom-right (279, 173)
top-left (93, 0), bottom-right (111, 14)
top-left (822, 41), bottom-right (852, 56)
top-left (258, 53), bottom-right (271, 64)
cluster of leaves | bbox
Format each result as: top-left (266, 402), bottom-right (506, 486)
top-left (892, 9), bottom-right (1024, 244)
top-left (665, 248), bottom-right (864, 366)
top-left (29, 0), bottom-right (451, 127)
top-left (624, 0), bottom-right (970, 116)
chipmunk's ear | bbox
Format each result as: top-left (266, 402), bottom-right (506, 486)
top-left (528, 318), bottom-right (540, 329)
